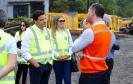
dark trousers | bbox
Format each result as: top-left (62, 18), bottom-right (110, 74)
top-left (106, 58), bottom-right (114, 84)
top-left (29, 63), bottom-right (52, 84)
top-left (79, 71), bottom-right (108, 84)
top-left (15, 64), bottom-right (28, 84)
top-left (53, 60), bottom-right (71, 84)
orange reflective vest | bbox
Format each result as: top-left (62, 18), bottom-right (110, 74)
top-left (80, 24), bottom-right (111, 73)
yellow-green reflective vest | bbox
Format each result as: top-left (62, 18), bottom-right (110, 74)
top-left (16, 31), bottom-right (26, 41)
top-left (53, 29), bottom-right (71, 60)
top-left (16, 31), bottom-right (27, 64)
top-left (0, 31), bottom-right (15, 84)
top-left (29, 26), bottom-right (53, 64)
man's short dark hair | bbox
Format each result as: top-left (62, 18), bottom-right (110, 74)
top-left (0, 9), bottom-right (7, 27)
top-left (32, 10), bottom-right (44, 21)
top-left (90, 3), bottom-right (105, 18)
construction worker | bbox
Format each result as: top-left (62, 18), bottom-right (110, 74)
top-left (21, 10), bottom-right (53, 84)
top-left (51, 16), bottom-right (73, 84)
top-left (72, 3), bottom-right (111, 84)
top-left (15, 21), bottom-right (29, 84)
top-left (0, 9), bottom-right (17, 84)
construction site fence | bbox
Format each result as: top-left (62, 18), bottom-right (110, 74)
top-left (47, 13), bottom-right (133, 32)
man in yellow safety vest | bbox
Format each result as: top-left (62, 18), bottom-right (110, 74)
top-left (21, 10), bottom-right (53, 84)
top-left (0, 9), bottom-right (17, 84)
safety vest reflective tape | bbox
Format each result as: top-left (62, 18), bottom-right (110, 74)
top-left (54, 49), bottom-right (69, 52)
top-left (31, 50), bottom-right (52, 56)
top-left (82, 54), bottom-right (106, 60)
top-left (35, 57), bottom-right (53, 62)
top-left (0, 76), bottom-right (14, 81)
top-left (94, 29), bottom-right (110, 34)
top-left (30, 28), bottom-right (41, 53)
top-left (0, 44), bottom-right (6, 51)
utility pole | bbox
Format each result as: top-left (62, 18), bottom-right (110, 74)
top-left (44, 0), bottom-right (49, 14)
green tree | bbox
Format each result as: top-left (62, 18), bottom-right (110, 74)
top-left (49, 0), bottom-right (133, 17)
top-left (50, 0), bottom-right (87, 13)
top-left (117, 0), bottom-right (133, 17)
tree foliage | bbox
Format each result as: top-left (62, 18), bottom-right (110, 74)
top-left (49, 0), bottom-right (133, 17)
top-left (117, 0), bottom-right (133, 17)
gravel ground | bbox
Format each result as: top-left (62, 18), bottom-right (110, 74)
top-left (110, 34), bottom-right (133, 84)
top-left (18, 34), bottom-right (133, 84)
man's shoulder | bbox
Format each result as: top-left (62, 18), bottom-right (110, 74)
top-left (83, 28), bottom-right (93, 34)
top-left (81, 28), bottom-right (94, 38)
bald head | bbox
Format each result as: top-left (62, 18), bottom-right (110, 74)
top-left (0, 9), bottom-right (7, 28)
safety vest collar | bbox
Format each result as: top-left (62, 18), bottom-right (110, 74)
top-left (0, 76), bottom-right (14, 81)
top-left (91, 21), bottom-right (105, 26)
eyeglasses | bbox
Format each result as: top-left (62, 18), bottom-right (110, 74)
top-left (21, 24), bottom-right (25, 27)
top-left (58, 20), bottom-right (65, 22)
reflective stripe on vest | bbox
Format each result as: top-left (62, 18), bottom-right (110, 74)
top-left (31, 50), bottom-right (52, 56)
top-left (82, 29), bottom-right (111, 60)
top-left (0, 44), bottom-right (6, 52)
top-left (54, 49), bottom-right (69, 52)
top-left (30, 28), bottom-right (52, 57)
top-left (82, 54), bottom-right (106, 60)
top-left (0, 65), bottom-right (14, 81)
top-left (35, 57), bottom-right (53, 62)
top-left (94, 29), bottom-right (110, 34)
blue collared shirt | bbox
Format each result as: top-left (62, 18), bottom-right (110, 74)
top-left (107, 31), bottom-right (116, 59)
